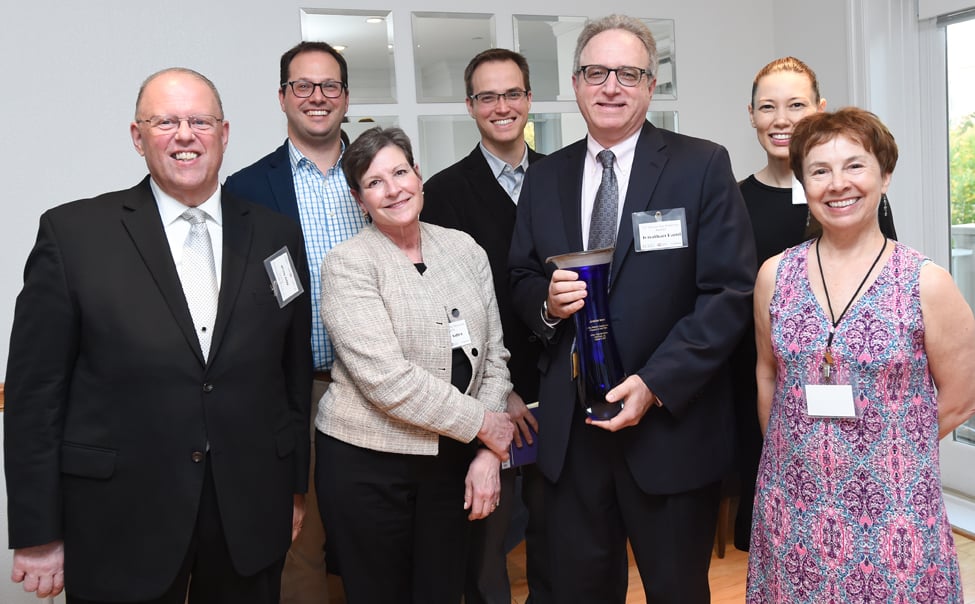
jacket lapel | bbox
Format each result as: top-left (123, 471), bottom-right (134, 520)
top-left (559, 139), bottom-right (587, 252)
top-left (209, 191), bottom-right (252, 365)
top-left (120, 177), bottom-right (206, 364)
top-left (268, 143), bottom-right (301, 223)
top-left (611, 122), bottom-right (668, 285)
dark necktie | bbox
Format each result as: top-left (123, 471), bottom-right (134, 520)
top-left (588, 149), bottom-right (618, 250)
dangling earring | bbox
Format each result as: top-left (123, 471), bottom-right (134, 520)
top-left (806, 208), bottom-right (811, 228)
top-left (881, 193), bottom-right (889, 217)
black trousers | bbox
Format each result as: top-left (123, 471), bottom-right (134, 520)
top-left (67, 458), bottom-right (285, 604)
top-left (315, 431), bottom-right (476, 604)
top-left (547, 413), bottom-right (721, 604)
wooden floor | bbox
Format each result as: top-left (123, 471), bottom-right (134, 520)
top-left (507, 527), bottom-right (975, 603)
top-left (325, 524), bottom-right (973, 603)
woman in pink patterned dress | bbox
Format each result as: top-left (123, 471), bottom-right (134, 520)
top-left (747, 107), bottom-right (975, 603)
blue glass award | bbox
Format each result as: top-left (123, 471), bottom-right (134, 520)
top-left (547, 248), bottom-right (624, 420)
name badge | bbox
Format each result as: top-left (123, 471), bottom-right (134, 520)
top-left (263, 246), bottom-right (304, 308)
top-left (804, 384), bottom-right (857, 418)
top-left (449, 319), bottom-right (472, 349)
top-left (631, 209), bottom-right (687, 252)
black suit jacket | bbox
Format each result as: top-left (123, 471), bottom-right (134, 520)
top-left (421, 145), bottom-right (545, 402)
top-left (3, 177), bottom-right (312, 600)
top-left (224, 141), bottom-right (301, 221)
top-left (509, 122), bottom-right (756, 494)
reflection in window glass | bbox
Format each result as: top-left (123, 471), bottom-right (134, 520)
top-left (648, 20), bottom-right (676, 98)
top-left (947, 17), bottom-right (975, 446)
top-left (513, 15), bottom-right (582, 102)
top-left (300, 9), bottom-right (396, 104)
top-left (418, 112), bottom-right (678, 178)
top-left (344, 116), bottom-right (400, 146)
top-left (417, 115), bottom-right (481, 177)
top-left (513, 15), bottom-right (676, 101)
top-left (413, 13), bottom-right (495, 102)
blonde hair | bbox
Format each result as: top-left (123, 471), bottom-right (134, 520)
top-left (750, 56), bottom-right (820, 106)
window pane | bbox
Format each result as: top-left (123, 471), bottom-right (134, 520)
top-left (300, 9), bottom-right (396, 104)
top-left (513, 15), bottom-right (676, 101)
top-left (418, 111), bottom-right (677, 178)
top-left (344, 116), bottom-right (399, 145)
top-left (412, 13), bottom-right (495, 102)
top-left (946, 17), bottom-right (975, 446)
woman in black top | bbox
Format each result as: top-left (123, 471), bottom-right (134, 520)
top-left (732, 57), bottom-right (897, 551)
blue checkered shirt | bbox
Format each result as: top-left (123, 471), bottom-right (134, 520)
top-left (289, 140), bottom-right (366, 370)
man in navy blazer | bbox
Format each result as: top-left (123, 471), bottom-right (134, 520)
top-left (4, 68), bottom-right (311, 603)
top-left (422, 49), bottom-right (550, 604)
top-left (224, 41), bottom-right (364, 604)
top-left (509, 16), bottom-right (756, 603)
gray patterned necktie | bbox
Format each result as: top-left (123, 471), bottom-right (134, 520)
top-left (179, 208), bottom-right (218, 360)
top-left (588, 149), bottom-right (618, 250)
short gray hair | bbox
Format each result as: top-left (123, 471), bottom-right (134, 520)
top-left (573, 15), bottom-right (658, 79)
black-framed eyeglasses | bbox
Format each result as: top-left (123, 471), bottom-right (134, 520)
top-left (469, 89), bottom-right (529, 105)
top-left (135, 115), bottom-right (223, 133)
top-left (283, 79), bottom-right (347, 99)
top-left (577, 65), bottom-right (651, 87)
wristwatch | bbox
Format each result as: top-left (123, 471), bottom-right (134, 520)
top-left (541, 300), bottom-right (560, 327)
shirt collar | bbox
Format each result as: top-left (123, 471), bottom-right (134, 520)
top-left (288, 138), bottom-right (346, 174)
top-left (585, 128), bottom-right (640, 171)
top-left (150, 177), bottom-right (223, 227)
top-left (479, 142), bottom-right (530, 179)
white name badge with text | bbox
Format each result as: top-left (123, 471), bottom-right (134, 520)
top-left (449, 319), bottom-right (472, 349)
top-left (631, 209), bottom-right (687, 252)
top-left (263, 246), bottom-right (304, 308)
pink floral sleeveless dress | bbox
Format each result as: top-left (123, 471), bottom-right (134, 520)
top-left (747, 240), bottom-right (962, 603)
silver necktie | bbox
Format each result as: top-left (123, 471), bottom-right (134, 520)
top-left (179, 208), bottom-right (218, 360)
top-left (588, 149), bottom-right (618, 250)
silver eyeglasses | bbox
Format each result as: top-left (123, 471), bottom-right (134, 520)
top-left (284, 79), bottom-right (347, 99)
top-left (577, 65), bottom-right (651, 87)
top-left (136, 115), bottom-right (223, 133)
top-left (469, 89), bottom-right (529, 105)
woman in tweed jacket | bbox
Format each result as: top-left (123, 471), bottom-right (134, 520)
top-left (315, 127), bottom-right (515, 603)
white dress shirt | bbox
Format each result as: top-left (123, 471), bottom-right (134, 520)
top-left (151, 178), bottom-right (224, 289)
top-left (580, 130), bottom-right (640, 249)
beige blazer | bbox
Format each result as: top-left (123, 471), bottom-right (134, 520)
top-left (316, 222), bottom-right (511, 455)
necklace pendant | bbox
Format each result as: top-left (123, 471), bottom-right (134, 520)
top-left (821, 348), bottom-right (834, 383)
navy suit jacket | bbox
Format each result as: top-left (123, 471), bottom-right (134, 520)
top-left (422, 145), bottom-right (545, 403)
top-left (224, 141), bottom-right (300, 221)
top-left (4, 178), bottom-right (312, 600)
top-left (508, 122), bottom-right (756, 494)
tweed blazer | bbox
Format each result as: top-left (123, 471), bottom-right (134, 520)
top-left (316, 221), bottom-right (511, 455)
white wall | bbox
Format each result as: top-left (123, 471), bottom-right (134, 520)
top-left (0, 0), bottom-right (798, 381)
top-left (0, 0), bottom-right (854, 600)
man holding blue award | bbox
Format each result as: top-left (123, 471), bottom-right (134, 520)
top-left (508, 14), bottom-right (756, 603)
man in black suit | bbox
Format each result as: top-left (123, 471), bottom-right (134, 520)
top-left (4, 68), bottom-right (311, 604)
top-left (509, 15), bottom-right (756, 603)
top-left (422, 48), bottom-right (549, 604)
top-left (224, 41), bottom-right (365, 604)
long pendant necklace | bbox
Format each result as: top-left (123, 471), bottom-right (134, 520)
top-left (815, 236), bottom-right (888, 382)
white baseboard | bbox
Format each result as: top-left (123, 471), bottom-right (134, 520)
top-left (944, 490), bottom-right (975, 537)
